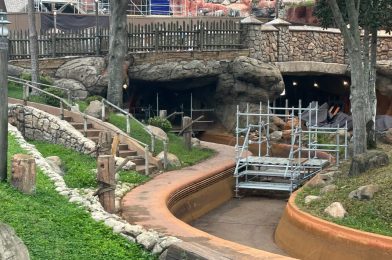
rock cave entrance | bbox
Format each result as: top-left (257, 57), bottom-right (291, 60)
top-left (278, 74), bottom-right (351, 113)
top-left (125, 78), bottom-right (218, 124)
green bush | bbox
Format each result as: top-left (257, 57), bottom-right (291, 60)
top-left (147, 116), bottom-right (172, 133)
top-left (20, 72), bottom-right (53, 87)
top-left (85, 95), bottom-right (103, 104)
top-left (42, 87), bottom-right (66, 107)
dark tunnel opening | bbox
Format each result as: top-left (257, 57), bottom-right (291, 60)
top-left (276, 74), bottom-right (351, 113)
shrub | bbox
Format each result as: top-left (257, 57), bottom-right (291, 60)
top-left (42, 87), bottom-right (66, 107)
top-left (147, 116), bottom-right (172, 133)
top-left (85, 95), bottom-right (103, 104)
top-left (20, 72), bottom-right (53, 88)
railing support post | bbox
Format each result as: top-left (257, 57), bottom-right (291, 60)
top-left (163, 140), bottom-right (168, 170)
top-left (144, 145), bottom-right (150, 176)
top-left (151, 135), bottom-right (155, 153)
top-left (126, 114), bottom-right (130, 135)
top-left (83, 114), bottom-right (88, 137)
top-left (60, 101), bottom-right (64, 120)
top-left (101, 101), bottom-right (106, 122)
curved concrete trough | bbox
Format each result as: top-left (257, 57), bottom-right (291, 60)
top-left (275, 191), bottom-right (392, 260)
top-left (121, 141), bottom-right (292, 259)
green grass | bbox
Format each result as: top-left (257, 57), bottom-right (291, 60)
top-left (2, 134), bottom-right (155, 260)
top-left (108, 113), bottom-right (215, 167)
top-left (30, 140), bottom-right (149, 189)
top-left (296, 144), bottom-right (392, 237)
top-left (9, 83), bottom-right (215, 168)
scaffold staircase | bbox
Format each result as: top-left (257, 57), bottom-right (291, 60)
top-left (234, 101), bottom-right (348, 196)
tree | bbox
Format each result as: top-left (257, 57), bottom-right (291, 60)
top-left (27, 0), bottom-right (39, 89)
top-left (314, 0), bottom-right (392, 155)
top-left (107, 0), bottom-right (128, 107)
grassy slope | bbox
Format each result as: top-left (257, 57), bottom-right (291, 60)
top-left (1, 134), bottom-right (155, 260)
top-left (109, 114), bottom-right (215, 167)
top-left (31, 140), bottom-right (149, 189)
top-left (296, 144), bottom-right (392, 237)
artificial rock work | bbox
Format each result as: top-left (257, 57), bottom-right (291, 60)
top-left (129, 56), bottom-right (284, 130)
top-left (0, 223), bottom-right (30, 260)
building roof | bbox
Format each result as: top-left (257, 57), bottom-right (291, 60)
top-left (4, 0), bottom-right (27, 13)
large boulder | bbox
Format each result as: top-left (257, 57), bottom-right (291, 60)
top-left (0, 223), bottom-right (30, 260)
top-left (348, 184), bottom-right (380, 200)
top-left (84, 100), bottom-right (103, 119)
top-left (349, 150), bottom-right (389, 176)
top-left (8, 64), bottom-right (29, 78)
top-left (146, 125), bottom-right (168, 141)
top-left (54, 78), bottom-right (88, 100)
top-left (55, 57), bottom-right (108, 95)
top-left (156, 152), bottom-right (181, 168)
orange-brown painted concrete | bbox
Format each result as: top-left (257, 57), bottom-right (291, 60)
top-left (121, 142), bottom-right (292, 259)
top-left (275, 191), bottom-right (392, 260)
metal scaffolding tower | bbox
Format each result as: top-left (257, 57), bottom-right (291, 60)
top-left (234, 100), bottom-right (348, 196)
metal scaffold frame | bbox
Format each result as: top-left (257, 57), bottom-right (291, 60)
top-left (234, 100), bottom-right (348, 196)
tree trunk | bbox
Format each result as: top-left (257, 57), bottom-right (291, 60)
top-left (27, 0), bottom-right (39, 89)
top-left (367, 29), bottom-right (378, 149)
top-left (349, 48), bottom-right (368, 154)
top-left (107, 0), bottom-right (128, 107)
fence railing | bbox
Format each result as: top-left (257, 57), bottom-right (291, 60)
top-left (8, 20), bottom-right (242, 59)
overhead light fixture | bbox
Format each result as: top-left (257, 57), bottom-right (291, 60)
top-left (343, 80), bottom-right (349, 86)
top-left (123, 84), bottom-right (128, 89)
top-left (313, 82), bottom-right (319, 88)
top-left (280, 89), bottom-right (286, 96)
top-left (292, 81), bottom-right (298, 86)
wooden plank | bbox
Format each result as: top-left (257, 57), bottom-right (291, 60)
top-left (96, 155), bottom-right (116, 213)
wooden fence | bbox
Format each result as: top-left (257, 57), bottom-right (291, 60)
top-left (8, 20), bottom-right (242, 59)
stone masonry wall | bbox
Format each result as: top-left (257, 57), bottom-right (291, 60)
top-left (244, 22), bottom-right (392, 64)
top-left (8, 104), bottom-right (96, 154)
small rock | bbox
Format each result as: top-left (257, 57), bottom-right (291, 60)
top-left (152, 243), bottom-right (163, 255)
top-left (320, 184), bottom-right (337, 194)
top-left (136, 231), bottom-right (160, 250)
top-left (159, 236), bottom-right (181, 250)
top-left (348, 184), bottom-right (380, 200)
top-left (46, 156), bottom-right (65, 176)
top-left (191, 138), bottom-right (201, 148)
top-left (123, 224), bottom-right (143, 237)
top-left (91, 211), bottom-right (108, 222)
top-left (69, 196), bottom-right (84, 204)
top-left (324, 202), bottom-right (347, 219)
top-left (113, 223), bottom-right (125, 234)
top-left (0, 223), bottom-right (30, 260)
top-left (156, 152), bottom-right (181, 168)
top-left (304, 195), bottom-right (321, 205)
top-left (104, 218), bottom-right (120, 228)
top-left (270, 130), bottom-right (283, 141)
top-left (115, 157), bottom-right (136, 171)
top-left (306, 173), bottom-right (333, 188)
top-left (272, 116), bottom-right (285, 129)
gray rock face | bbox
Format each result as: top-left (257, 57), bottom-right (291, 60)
top-left (84, 100), bottom-right (103, 119)
top-left (0, 223), bottom-right (30, 260)
top-left (54, 78), bottom-right (88, 100)
top-left (146, 125), bottom-right (168, 141)
top-left (55, 57), bottom-right (108, 95)
top-left (348, 184), bottom-right (380, 200)
top-left (349, 150), bottom-right (389, 176)
top-left (378, 128), bottom-right (392, 144)
top-left (324, 202), bottom-right (347, 219)
top-left (129, 56), bottom-right (283, 131)
top-left (8, 64), bottom-right (28, 78)
top-left (320, 184), bottom-right (337, 194)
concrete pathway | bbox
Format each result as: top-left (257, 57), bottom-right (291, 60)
top-left (192, 197), bottom-right (288, 255)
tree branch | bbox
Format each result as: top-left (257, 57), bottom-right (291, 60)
top-left (326, 0), bottom-right (353, 48)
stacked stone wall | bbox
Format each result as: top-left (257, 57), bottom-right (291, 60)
top-left (8, 105), bottom-right (96, 154)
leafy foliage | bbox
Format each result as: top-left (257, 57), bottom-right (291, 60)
top-left (147, 116), bottom-right (173, 133)
top-left (20, 72), bottom-right (53, 86)
top-left (41, 87), bottom-right (66, 107)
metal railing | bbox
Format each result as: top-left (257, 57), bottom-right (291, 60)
top-left (101, 98), bottom-right (169, 169)
top-left (8, 77), bottom-right (165, 173)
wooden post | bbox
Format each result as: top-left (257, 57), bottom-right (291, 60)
top-left (11, 154), bottom-right (36, 194)
top-left (159, 110), bottom-right (167, 119)
top-left (96, 155), bottom-right (115, 213)
top-left (98, 131), bottom-right (112, 156)
top-left (182, 116), bottom-right (192, 150)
